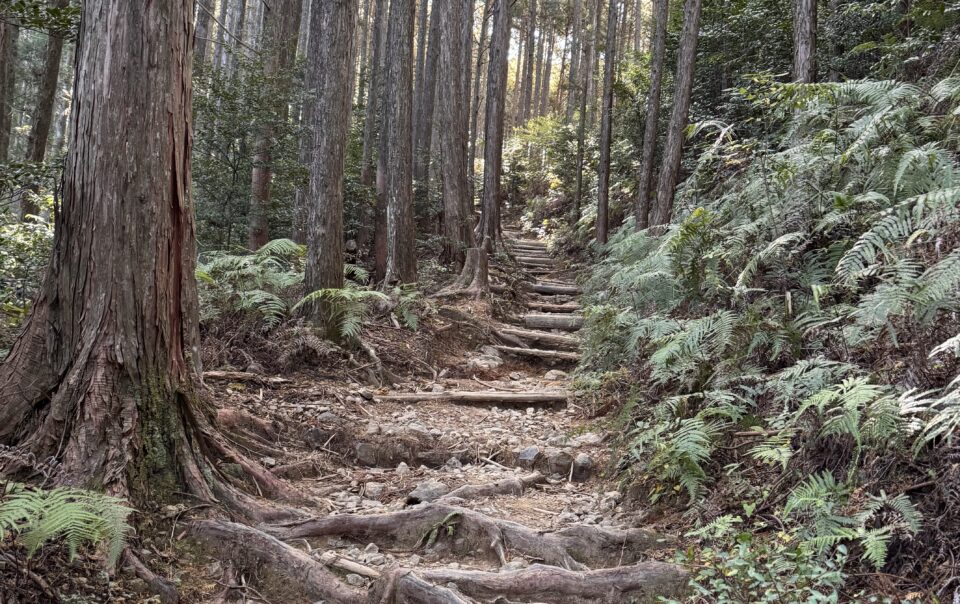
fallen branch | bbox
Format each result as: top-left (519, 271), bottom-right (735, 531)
top-left (203, 371), bottom-right (291, 385)
top-left (374, 391), bottom-right (569, 405)
top-left (439, 472), bottom-right (546, 502)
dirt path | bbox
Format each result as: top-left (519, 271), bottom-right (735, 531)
top-left (195, 228), bottom-right (687, 603)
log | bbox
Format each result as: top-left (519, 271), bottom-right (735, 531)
top-left (497, 326), bottom-right (580, 349)
top-left (527, 301), bottom-right (582, 313)
top-left (522, 313), bottom-right (585, 331)
top-left (375, 391), bottom-right (569, 404)
top-left (440, 472), bottom-right (545, 502)
top-left (493, 346), bottom-right (580, 362)
top-left (516, 256), bottom-right (554, 266)
top-left (531, 283), bottom-right (581, 295)
top-left (203, 371), bottom-right (291, 385)
top-left (420, 563), bottom-right (689, 603)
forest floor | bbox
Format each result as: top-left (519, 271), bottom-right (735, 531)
top-left (1, 226), bottom-right (689, 603)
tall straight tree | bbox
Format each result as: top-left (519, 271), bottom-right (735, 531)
top-left (19, 0), bottom-right (70, 220)
top-left (565, 0), bottom-right (582, 120)
top-left (360, 0), bottom-right (388, 187)
top-left (633, 0), bottom-right (643, 52)
top-left (413, 0), bottom-right (431, 125)
top-left (384, 0), bottom-right (418, 283)
top-left (793, 0), bottom-right (817, 82)
top-left (306, 0), bottom-right (358, 295)
top-left (413, 3), bottom-right (441, 192)
top-left (0, 21), bottom-right (18, 162)
top-left (519, 0), bottom-right (538, 123)
top-left (469, 0), bottom-right (494, 191)
top-left (650, 0), bottom-right (702, 226)
top-left (538, 24), bottom-right (555, 116)
top-left (596, 0), bottom-right (618, 245)
top-left (634, 0), bottom-right (668, 229)
top-left (195, 0), bottom-right (214, 68)
top-left (479, 0), bottom-right (511, 247)
top-left (248, 0), bottom-right (304, 249)
top-left (438, 0), bottom-right (475, 264)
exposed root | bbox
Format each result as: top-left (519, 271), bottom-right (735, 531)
top-left (123, 550), bottom-right (179, 604)
top-left (419, 562), bottom-right (689, 603)
top-left (439, 472), bottom-right (545, 502)
top-left (203, 371), bottom-right (291, 385)
top-left (264, 503), bottom-right (675, 570)
top-left (374, 391), bottom-right (569, 405)
top-left (438, 239), bottom-right (491, 299)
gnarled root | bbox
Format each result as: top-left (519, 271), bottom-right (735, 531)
top-left (439, 472), bottom-right (545, 503)
top-left (437, 238), bottom-right (491, 299)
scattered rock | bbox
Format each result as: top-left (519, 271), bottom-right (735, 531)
top-left (445, 457), bottom-right (463, 470)
top-left (345, 573), bottom-right (365, 587)
top-left (544, 370), bottom-right (569, 380)
top-left (407, 480), bottom-right (450, 504)
top-left (396, 462), bottom-right (410, 477)
top-left (517, 446), bottom-right (541, 470)
top-left (356, 442), bottom-right (378, 466)
top-left (358, 389), bottom-right (374, 401)
top-left (431, 383), bottom-right (445, 393)
top-left (261, 456), bottom-right (277, 468)
top-left (304, 427), bottom-right (335, 450)
top-left (316, 411), bottom-right (341, 423)
top-left (408, 554), bottom-right (421, 567)
top-left (572, 453), bottom-right (593, 482)
top-left (504, 558), bottom-right (529, 571)
top-left (467, 355), bottom-right (503, 371)
top-left (545, 448), bottom-right (574, 475)
top-left (509, 372), bottom-right (522, 380)
top-left (365, 482), bottom-right (385, 498)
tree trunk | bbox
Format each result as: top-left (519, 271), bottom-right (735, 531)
top-left (0, 21), bottom-right (19, 163)
top-left (650, 0), bottom-right (702, 226)
top-left (19, 0), bottom-right (69, 220)
top-left (479, 0), bottom-right (511, 248)
top-left (355, 0), bottom-right (373, 105)
top-left (413, 3), bottom-right (441, 193)
top-left (360, 0), bottom-right (388, 187)
top-left (469, 0), bottom-right (493, 199)
top-left (596, 0), bottom-right (617, 245)
top-left (531, 21), bottom-right (546, 121)
top-left (634, 0), bottom-right (668, 229)
top-left (538, 26), bottom-right (555, 117)
top-left (305, 0), bottom-right (358, 297)
top-left (384, 0), bottom-right (418, 284)
top-left (195, 0), bottom-right (214, 68)
top-left (0, 0), bottom-right (208, 499)
top-left (565, 0), bottom-right (582, 121)
top-left (413, 0), bottom-right (431, 134)
top-left (213, 0), bottom-right (231, 68)
top-left (634, 0), bottom-right (642, 52)
top-left (519, 0), bottom-right (538, 124)
top-left (227, 0), bottom-right (249, 75)
top-left (248, 0), bottom-right (304, 249)
top-left (586, 0), bottom-right (601, 128)
top-left (793, 0), bottom-right (817, 82)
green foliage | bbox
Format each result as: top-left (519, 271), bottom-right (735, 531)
top-left (0, 483), bottom-right (132, 568)
top-left (0, 201), bottom-right (54, 332)
top-left (292, 286), bottom-right (388, 340)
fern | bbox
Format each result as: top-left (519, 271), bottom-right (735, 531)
top-left (0, 483), bottom-right (132, 567)
top-left (292, 287), bottom-right (388, 340)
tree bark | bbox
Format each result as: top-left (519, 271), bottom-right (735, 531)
top-left (0, 21), bottom-right (19, 163)
top-left (596, 0), bottom-right (617, 245)
top-left (519, 0), bottom-right (538, 124)
top-left (355, 0), bottom-right (373, 105)
top-left (565, 0), bottom-right (582, 121)
top-left (305, 0), bottom-right (358, 296)
top-left (634, 0), bottom-right (668, 229)
top-left (531, 20), bottom-right (546, 121)
top-left (650, 0), bottom-right (702, 226)
top-left (19, 0), bottom-right (69, 219)
top-left (413, 0), bottom-right (431, 134)
top-left (384, 0), bottom-right (418, 284)
top-left (585, 0), bottom-right (601, 128)
top-left (469, 0), bottom-right (493, 188)
top-left (413, 3), bottom-right (441, 193)
top-left (360, 0), bottom-right (388, 187)
top-left (248, 0), bottom-right (303, 249)
top-left (793, 0), bottom-right (817, 82)
top-left (213, 0), bottom-right (231, 68)
top-left (479, 0), bottom-right (511, 248)
top-left (538, 25), bottom-right (555, 117)
top-left (195, 0), bottom-right (214, 68)
top-left (0, 0), bottom-right (215, 501)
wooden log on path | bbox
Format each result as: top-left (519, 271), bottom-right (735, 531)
top-left (493, 345), bottom-right (580, 362)
top-left (527, 301), bottom-right (581, 313)
top-left (523, 313), bottom-right (585, 331)
top-left (497, 326), bottom-right (580, 349)
top-left (375, 391), bottom-right (569, 404)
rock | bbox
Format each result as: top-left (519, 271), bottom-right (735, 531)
top-left (526, 407), bottom-right (535, 416)
top-left (431, 383), bottom-right (445, 393)
top-left (544, 370), bottom-right (569, 380)
top-left (480, 345), bottom-right (502, 358)
top-left (572, 453), bottom-right (593, 482)
top-left (467, 355), bottom-right (502, 371)
top-left (358, 389), bottom-right (374, 401)
top-left (346, 239), bottom-right (358, 252)
top-left (356, 442), bottom-right (378, 466)
top-left (574, 432), bottom-right (606, 446)
top-left (517, 446), bottom-right (541, 470)
top-left (261, 456), bottom-right (277, 468)
top-left (365, 423), bottom-right (382, 435)
top-left (304, 427), bottom-right (335, 450)
top-left (408, 554), bottom-right (421, 567)
top-left (407, 480), bottom-right (450, 503)
top-left (404, 422), bottom-right (432, 439)
top-left (509, 372), bottom-right (522, 380)
top-left (445, 457), bottom-right (463, 470)
top-left (365, 543), bottom-right (379, 554)
top-left (396, 462), bottom-right (410, 477)
top-left (316, 411), bottom-right (341, 423)
top-left (546, 434), bottom-right (572, 446)
top-left (365, 482), bottom-right (385, 498)
top-left (346, 573), bottom-right (365, 587)
top-left (545, 448), bottom-right (574, 476)
top-left (504, 558), bottom-right (529, 571)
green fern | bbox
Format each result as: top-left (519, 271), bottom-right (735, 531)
top-left (292, 287), bottom-right (388, 340)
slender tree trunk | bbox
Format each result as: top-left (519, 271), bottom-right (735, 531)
top-left (479, 0), bottom-right (511, 248)
top-left (413, 3), bottom-right (441, 191)
top-left (19, 0), bottom-right (69, 220)
top-left (512, 19), bottom-right (525, 126)
top-left (361, 0), bottom-right (388, 187)
top-left (248, 0), bottom-right (303, 249)
top-left (356, 0), bottom-right (373, 105)
top-left (0, 0), bottom-right (207, 498)
top-left (213, 0), bottom-right (231, 68)
top-left (634, 0), bottom-right (642, 52)
top-left (384, 0), bottom-right (417, 284)
top-left (531, 22), bottom-right (546, 120)
top-left (414, 0), bottom-right (431, 133)
top-left (565, 0), bottom-right (582, 121)
top-left (585, 0), bottom-right (601, 128)
top-left (306, 0), bottom-right (358, 294)
top-left (650, 0), bottom-right (702, 226)
top-left (634, 0), bottom-right (667, 229)
top-left (460, 0), bottom-right (477, 212)
top-left (793, 0), bottom-right (817, 82)
top-left (596, 0), bottom-right (617, 245)
top-left (520, 0), bottom-right (538, 123)
top-left (196, 0), bottom-right (214, 68)
top-left (0, 22), bottom-right (19, 163)
top-left (469, 0), bottom-right (493, 196)
top-left (555, 22), bottom-right (569, 109)
top-left (538, 26), bottom-right (555, 117)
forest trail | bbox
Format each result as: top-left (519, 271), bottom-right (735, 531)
top-left (200, 228), bottom-right (688, 603)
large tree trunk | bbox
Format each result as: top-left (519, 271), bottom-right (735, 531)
top-left (633, 0), bottom-right (642, 52)
top-left (360, 0), bottom-right (388, 187)
top-left (596, 0), bottom-right (618, 245)
top-left (413, 3), bottom-right (441, 197)
top-left (538, 26), bottom-right (555, 117)
top-left (305, 0), bottom-right (358, 295)
top-left (384, 0), bottom-right (418, 284)
top-left (226, 0), bottom-right (249, 75)
top-left (650, 0), bottom-right (702, 227)
top-left (413, 0), bottom-right (431, 135)
top-left (195, 0), bottom-right (214, 68)
top-left (585, 0), bottom-right (601, 128)
top-left (212, 0), bottom-right (231, 68)
top-left (634, 0), bottom-right (668, 229)
top-left (248, 0), bottom-right (304, 249)
top-left (439, 0), bottom-right (476, 265)
top-left (531, 22), bottom-right (546, 121)
top-left (469, 0), bottom-right (493, 192)
top-left (0, 21), bottom-right (19, 163)
top-left (565, 0), bottom-right (582, 121)
top-left (355, 0), bottom-right (374, 105)
top-left (0, 0), bottom-right (209, 500)
top-left (19, 0), bottom-right (69, 220)
top-left (793, 0), bottom-right (817, 82)
top-left (478, 0), bottom-right (511, 248)
top-left (519, 0), bottom-right (538, 124)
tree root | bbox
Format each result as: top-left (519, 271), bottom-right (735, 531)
top-left (374, 391), bottom-right (569, 405)
top-left (439, 472), bottom-right (545, 502)
top-left (264, 503), bottom-right (675, 570)
top-left (419, 562), bottom-right (689, 603)
top-left (123, 550), bottom-right (179, 604)
top-left (437, 238), bottom-right (491, 299)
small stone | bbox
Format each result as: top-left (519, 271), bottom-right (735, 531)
top-left (356, 442), bottom-right (378, 466)
top-left (545, 448), bottom-right (574, 475)
top-left (407, 480), bottom-right (450, 503)
top-left (365, 543), bottom-right (379, 554)
top-left (316, 411), bottom-right (340, 423)
top-left (504, 558), bottom-right (529, 571)
top-left (431, 383), bottom-right (445, 393)
top-left (261, 457), bottom-right (277, 468)
top-left (304, 427), bottom-right (334, 449)
top-left (517, 446), bottom-right (541, 470)
top-left (365, 482), bottom-right (385, 498)
top-left (526, 407), bottom-right (535, 416)
top-left (345, 573), bottom-right (365, 587)
top-left (572, 453), bottom-right (593, 482)
top-left (408, 554), bottom-right (421, 567)
top-left (396, 462), bottom-right (410, 477)
top-left (480, 345), bottom-right (502, 358)
top-left (365, 423), bottom-right (382, 435)
top-left (358, 389), bottom-right (374, 401)
top-left (544, 370), bottom-right (569, 381)
top-left (346, 239), bottom-right (358, 252)
top-left (445, 457), bottom-right (462, 470)
top-left (509, 372), bottom-right (522, 381)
